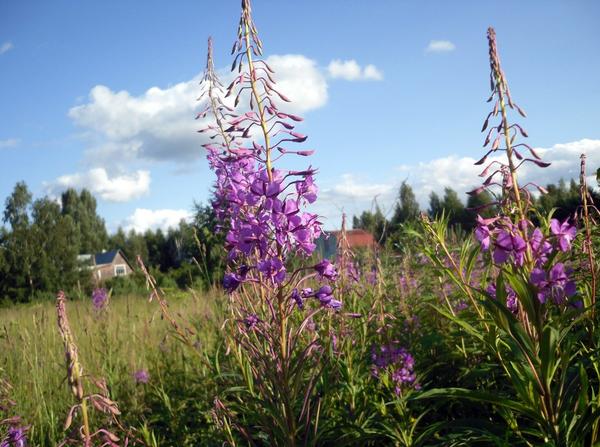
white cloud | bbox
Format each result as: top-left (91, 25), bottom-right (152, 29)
top-left (363, 64), bottom-right (384, 81)
top-left (69, 54), bottom-right (328, 167)
top-left (46, 168), bottom-right (150, 202)
top-left (0, 42), bottom-right (13, 55)
top-left (317, 139), bottom-right (600, 229)
top-left (122, 208), bottom-right (192, 233)
top-left (327, 59), bottom-right (383, 81)
top-left (426, 40), bottom-right (456, 53)
top-left (0, 138), bottom-right (19, 148)
top-left (266, 54), bottom-right (328, 112)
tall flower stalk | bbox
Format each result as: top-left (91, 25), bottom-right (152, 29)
top-left (199, 1), bottom-right (339, 443)
top-left (56, 291), bottom-right (130, 446)
top-left (417, 28), bottom-right (595, 446)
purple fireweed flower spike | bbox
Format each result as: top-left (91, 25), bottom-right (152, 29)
top-left (133, 369), bottom-right (150, 385)
top-left (199, 0), bottom-right (337, 312)
top-left (92, 288), bottom-right (108, 310)
top-left (371, 344), bottom-right (419, 394)
top-left (471, 27), bottom-right (550, 215)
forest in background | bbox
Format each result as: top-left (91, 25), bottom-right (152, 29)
top-left (0, 177), bottom-right (595, 303)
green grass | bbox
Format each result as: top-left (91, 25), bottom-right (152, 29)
top-left (0, 289), bottom-right (224, 446)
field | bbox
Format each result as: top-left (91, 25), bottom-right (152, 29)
top-left (0, 290), bottom-right (224, 445)
top-left (2, 0), bottom-right (600, 446)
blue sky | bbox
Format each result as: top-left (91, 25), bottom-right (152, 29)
top-left (1, 0), bottom-right (599, 232)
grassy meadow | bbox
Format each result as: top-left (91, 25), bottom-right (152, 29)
top-left (0, 290), bottom-right (226, 446)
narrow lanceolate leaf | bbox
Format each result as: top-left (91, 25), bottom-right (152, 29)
top-left (414, 388), bottom-right (544, 423)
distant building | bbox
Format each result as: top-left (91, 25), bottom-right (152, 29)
top-left (315, 229), bottom-right (378, 259)
top-left (77, 249), bottom-right (134, 282)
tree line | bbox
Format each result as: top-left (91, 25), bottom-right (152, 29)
top-left (0, 177), bottom-right (593, 302)
top-left (0, 182), bottom-right (223, 303)
top-left (353, 179), bottom-right (599, 243)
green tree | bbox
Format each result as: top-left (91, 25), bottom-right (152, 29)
top-left (428, 191), bottom-right (443, 218)
top-left (352, 205), bottom-right (387, 242)
top-left (391, 181), bottom-right (420, 226)
top-left (61, 188), bottom-right (108, 254)
top-left (2, 181), bottom-right (35, 301)
top-left (31, 198), bottom-right (80, 293)
top-left (441, 187), bottom-right (467, 229)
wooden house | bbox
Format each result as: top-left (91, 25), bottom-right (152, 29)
top-left (78, 249), bottom-right (134, 282)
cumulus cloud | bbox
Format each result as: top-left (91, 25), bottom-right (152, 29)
top-left (266, 54), bottom-right (329, 112)
top-left (0, 42), bottom-right (13, 55)
top-left (327, 59), bottom-right (383, 81)
top-left (46, 168), bottom-right (150, 202)
top-left (69, 54), bottom-right (328, 167)
top-left (0, 138), bottom-right (19, 148)
top-left (317, 139), bottom-right (600, 228)
top-left (426, 40), bottom-right (456, 53)
top-left (122, 208), bottom-right (192, 233)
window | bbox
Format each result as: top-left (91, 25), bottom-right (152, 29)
top-left (114, 264), bottom-right (127, 276)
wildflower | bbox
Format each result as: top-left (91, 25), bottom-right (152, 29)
top-left (371, 344), bottom-right (419, 394)
top-left (314, 259), bottom-right (338, 281)
top-left (92, 288), bottom-right (108, 310)
top-left (223, 273), bottom-right (242, 293)
top-left (530, 263), bottom-right (576, 304)
top-left (493, 227), bottom-right (527, 266)
top-left (550, 218), bottom-right (577, 252)
top-left (486, 283), bottom-right (518, 313)
top-left (345, 260), bottom-right (360, 282)
top-left (475, 216), bottom-right (493, 250)
top-left (529, 227), bottom-right (553, 266)
top-left (454, 301), bottom-right (468, 312)
top-left (366, 267), bottom-right (378, 285)
top-left (133, 369), bottom-right (150, 385)
top-left (257, 258), bottom-right (287, 284)
top-left (243, 314), bottom-right (260, 330)
top-left (290, 289), bottom-right (304, 310)
top-left (0, 426), bottom-right (28, 447)
top-left (314, 285), bottom-right (341, 310)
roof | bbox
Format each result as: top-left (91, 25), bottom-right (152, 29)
top-left (94, 250), bottom-right (120, 265)
top-left (331, 229), bottom-right (377, 249)
top-left (315, 229), bottom-right (377, 259)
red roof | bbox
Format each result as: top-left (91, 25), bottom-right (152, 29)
top-left (331, 229), bottom-right (377, 249)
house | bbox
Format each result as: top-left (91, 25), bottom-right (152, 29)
top-left (315, 229), bottom-right (378, 259)
top-left (77, 249), bottom-right (134, 282)
top-left (331, 229), bottom-right (378, 250)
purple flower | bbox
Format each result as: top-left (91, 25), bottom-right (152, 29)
top-left (487, 282), bottom-right (518, 313)
top-left (475, 217), bottom-right (492, 250)
top-left (223, 273), bottom-right (242, 293)
top-left (493, 228), bottom-right (527, 266)
top-left (454, 301), bottom-right (468, 312)
top-left (314, 259), bottom-right (338, 281)
top-left (296, 175), bottom-right (318, 203)
top-left (92, 288), bottom-right (108, 310)
top-left (529, 228), bottom-right (553, 266)
top-left (0, 427), bottom-right (27, 447)
top-left (291, 289), bottom-right (304, 310)
top-left (371, 344), bottom-right (418, 394)
top-left (366, 267), bottom-right (378, 285)
top-left (550, 218), bottom-right (577, 252)
top-left (314, 286), bottom-right (341, 310)
top-left (243, 314), bottom-right (260, 330)
top-left (531, 262), bottom-right (576, 304)
top-left (133, 369), bottom-right (150, 384)
top-left (345, 261), bottom-right (360, 282)
top-left (257, 258), bottom-right (287, 284)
